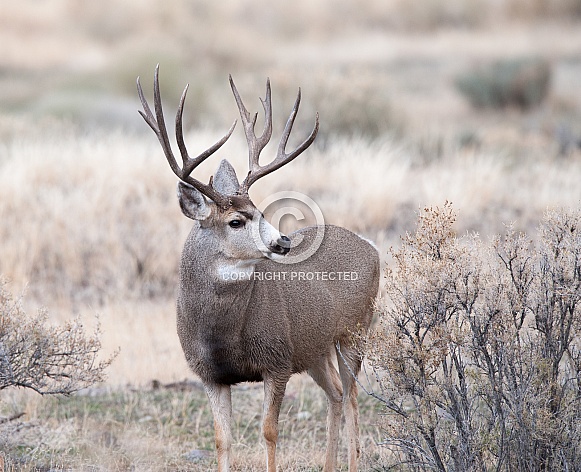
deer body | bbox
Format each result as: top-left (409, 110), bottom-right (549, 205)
top-left (138, 67), bottom-right (380, 471)
top-left (178, 224), bottom-right (378, 386)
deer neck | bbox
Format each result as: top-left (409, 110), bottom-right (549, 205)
top-left (180, 228), bottom-right (259, 310)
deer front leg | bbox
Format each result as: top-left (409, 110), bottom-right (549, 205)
top-left (204, 383), bottom-right (233, 472)
top-left (262, 376), bottom-right (288, 472)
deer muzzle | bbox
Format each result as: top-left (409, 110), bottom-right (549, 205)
top-left (271, 235), bottom-right (291, 255)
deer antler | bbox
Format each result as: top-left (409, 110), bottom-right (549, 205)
top-left (137, 65), bottom-right (236, 209)
top-left (229, 76), bottom-right (319, 194)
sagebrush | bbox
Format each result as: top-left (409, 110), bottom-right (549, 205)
top-left (0, 278), bottom-right (115, 395)
top-left (368, 203), bottom-right (581, 471)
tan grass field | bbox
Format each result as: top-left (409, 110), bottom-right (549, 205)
top-left (1, 0), bottom-right (581, 470)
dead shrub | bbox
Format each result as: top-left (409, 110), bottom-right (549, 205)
top-left (367, 203), bottom-right (581, 471)
top-left (0, 278), bottom-right (115, 395)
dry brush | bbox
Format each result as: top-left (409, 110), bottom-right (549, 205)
top-left (0, 279), bottom-right (115, 395)
top-left (367, 203), bottom-right (581, 471)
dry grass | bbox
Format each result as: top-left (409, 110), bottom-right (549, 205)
top-left (1, 376), bottom-right (387, 471)
top-left (1, 123), bottom-right (579, 309)
top-left (1, 0), bottom-right (581, 470)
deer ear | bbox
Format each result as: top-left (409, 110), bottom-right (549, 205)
top-left (212, 159), bottom-right (240, 195)
top-left (177, 182), bottom-right (211, 220)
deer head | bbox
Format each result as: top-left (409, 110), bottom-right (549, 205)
top-left (137, 66), bottom-right (319, 265)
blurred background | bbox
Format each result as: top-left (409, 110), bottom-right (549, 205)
top-left (2, 0), bottom-right (581, 137)
top-left (1, 0), bottom-right (581, 384)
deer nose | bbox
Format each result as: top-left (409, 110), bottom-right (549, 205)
top-left (272, 235), bottom-right (291, 255)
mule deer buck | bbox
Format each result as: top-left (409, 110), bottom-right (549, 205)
top-left (137, 66), bottom-right (379, 471)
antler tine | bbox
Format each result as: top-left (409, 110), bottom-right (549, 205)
top-left (229, 75), bottom-right (273, 173)
top-left (175, 84), bottom-right (237, 176)
top-left (277, 88), bottom-right (319, 171)
top-left (239, 87), bottom-right (319, 193)
top-left (137, 65), bottom-right (235, 209)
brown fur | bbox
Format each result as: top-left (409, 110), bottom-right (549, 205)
top-left (177, 216), bottom-right (379, 471)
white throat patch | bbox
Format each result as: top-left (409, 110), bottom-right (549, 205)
top-left (216, 259), bottom-right (259, 283)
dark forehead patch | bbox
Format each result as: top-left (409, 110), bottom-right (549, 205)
top-left (237, 210), bottom-right (255, 220)
top-left (229, 194), bottom-right (253, 205)
top-left (215, 195), bottom-right (258, 219)
top-left (227, 195), bottom-right (256, 215)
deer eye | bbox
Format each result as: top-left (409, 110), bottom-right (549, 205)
top-left (229, 219), bottom-right (243, 228)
